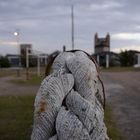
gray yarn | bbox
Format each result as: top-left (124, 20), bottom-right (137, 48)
top-left (56, 107), bottom-right (91, 140)
top-left (31, 51), bottom-right (109, 140)
top-left (48, 135), bottom-right (58, 140)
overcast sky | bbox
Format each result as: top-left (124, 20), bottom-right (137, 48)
top-left (0, 0), bottom-right (140, 55)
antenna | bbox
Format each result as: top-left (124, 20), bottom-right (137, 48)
top-left (71, 5), bottom-right (74, 50)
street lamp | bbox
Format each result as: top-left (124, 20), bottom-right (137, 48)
top-left (14, 29), bottom-right (21, 76)
top-left (14, 31), bottom-right (19, 36)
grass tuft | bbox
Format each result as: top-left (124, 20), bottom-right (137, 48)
top-left (105, 105), bottom-right (124, 140)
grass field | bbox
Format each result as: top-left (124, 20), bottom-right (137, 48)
top-left (0, 95), bottom-right (123, 140)
top-left (0, 96), bottom-right (35, 140)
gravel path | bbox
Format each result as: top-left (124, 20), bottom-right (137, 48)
top-left (0, 76), bottom-right (39, 96)
top-left (101, 72), bottom-right (140, 140)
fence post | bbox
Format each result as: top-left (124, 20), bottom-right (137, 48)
top-left (26, 48), bottom-right (29, 80)
top-left (37, 55), bottom-right (40, 76)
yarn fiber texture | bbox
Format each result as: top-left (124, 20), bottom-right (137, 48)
top-left (31, 51), bottom-right (109, 140)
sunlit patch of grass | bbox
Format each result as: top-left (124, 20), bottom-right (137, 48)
top-left (0, 96), bottom-right (35, 140)
top-left (105, 105), bottom-right (124, 140)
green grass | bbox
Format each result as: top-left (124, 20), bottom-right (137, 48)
top-left (0, 96), bottom-right (35, 140)
top-left (9, 75), bottom-right (44, 86)
top-left (0, 95), bottom-right (124, 140)
top-left (105, 105), bottom-right (124, 140)
top-left (101, 67), bottom-right (140, 72)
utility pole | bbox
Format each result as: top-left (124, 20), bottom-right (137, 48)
top-left (14, 29), bottom-right (21, 77)
top-left (63, 45), bottom-right (66, 52)
top-left (71, 5), bottom-right (74, 50)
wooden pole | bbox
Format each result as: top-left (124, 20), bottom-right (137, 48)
top-left (37, 55), bottom-right (40, 76)
top-left (26, 48), bottom-right (29, 80)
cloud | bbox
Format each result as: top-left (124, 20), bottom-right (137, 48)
top-left (0, 41), bottom-right (17, 45)
top-left (112, 33), bottom-right (140, 41)
top-left (112, 45), bottom-right (140, 53)
top-left (90, 1), bottom-right (123, 11)
top-left (0, 0), bottom-right (140, 55)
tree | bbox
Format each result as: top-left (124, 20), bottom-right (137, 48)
top-left (119, 50), bottom-right (135, 66)
top-left (0, 57), bottom-right (10, 68)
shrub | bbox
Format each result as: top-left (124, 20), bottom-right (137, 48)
top-left (0, 57), bottom-right (11, 68)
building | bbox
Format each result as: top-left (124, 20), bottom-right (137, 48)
top-left (93, 51), bottom-right (120, 67)
top-left (93, 33), bottom-right (120, 67)
top-left (6, 44), bottom-right (48, 67)
top-left (6, 54), bottom-right (20, 67)
top-left (20, 44), bottom-right (32, 57)
top-left (40, 53), bottom-right (48, 66)
top-left (20, 44), bottom-right (33, 67)
top-left (95, 33), bottom-right (110, 54)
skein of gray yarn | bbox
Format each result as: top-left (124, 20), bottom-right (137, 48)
top-left (31, 51), bottom-right (109, 140)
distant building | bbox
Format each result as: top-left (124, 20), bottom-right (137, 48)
top-left (40, 53), bottom-right (49, 66)
top-left (93, 33), bottom-right (120, 67)
top-left (93, 52), bottom-right (120, 67)
top-left (21, 44), bottom-right (49, 67)
top-left (20, 44), bottom-right (32, 57)
top-left (6, 54), bottom-right (20, 67)
top-left (6, 44), bottom-right (48, 67)
top-left (95, 33), bottom-right (110, 54)
top-left (20, 44), bottom-right (32, 67)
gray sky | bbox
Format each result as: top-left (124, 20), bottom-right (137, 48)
top-left (0, 0), bottom-right (140, 55)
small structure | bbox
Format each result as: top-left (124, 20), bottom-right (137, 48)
top-left (95, 33), bottom-right (110, 54)
top-left (94, 33), bottom-right (111, 68)
top-left (137, 53), bottom-right (140, 65)
top-left (93, 51), bottom-right (120, 67)
top-left (134, 53), bottom-right (140, 68)
top-left (39, 53), bottom-right (48, 66)
top-left (20, 44), bottom-right (32, 58)
top-left (7, 54), bottom-right (20, 67)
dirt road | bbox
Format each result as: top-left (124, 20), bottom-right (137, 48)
top-left (101, 72), bottom-right (140, 140)
top-left (0, 76), bottom-right (39, 96)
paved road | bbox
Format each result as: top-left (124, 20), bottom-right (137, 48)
top-left (101, 72), bottom-right (140, 140)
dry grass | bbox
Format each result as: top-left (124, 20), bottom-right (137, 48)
top-left (101, 67), bottom-right (140, 72)
top-left (105, 105), bottom-right (124, 140)
top-left (0, 95), bottom-right (35, 140)
top-left (0, 96), bottom-right (124, 140)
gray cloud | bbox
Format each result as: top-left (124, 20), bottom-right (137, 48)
top-left (0, 0), bottom-right (140, 55)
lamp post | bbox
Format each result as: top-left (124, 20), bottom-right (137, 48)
top-left (71, 5), bottom-right (74, 50)
top-left (14, 29), bottom-right (21, 76)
